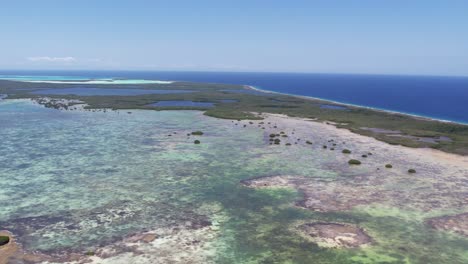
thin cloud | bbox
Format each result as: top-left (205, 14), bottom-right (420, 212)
top-left (27, 56), bottom-right (76, 62)
top-left (86, 58), bottom-right (102, 62)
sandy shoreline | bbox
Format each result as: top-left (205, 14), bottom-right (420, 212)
top-left (260, 112), bottom-right (468, 166)
top-left (245, 85), bottom-right (468, 126)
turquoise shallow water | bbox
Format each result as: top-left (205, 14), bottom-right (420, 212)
top-left (0, 75), bottom-right (172, 84)
top-left (31, 88), bottom-right (194, 96)
top-left (0, 100), bottom-right (332, 257)
top-left (1, 100), bottom-right (467, 263)
top-left (0, 75), bottom-right (91, 81)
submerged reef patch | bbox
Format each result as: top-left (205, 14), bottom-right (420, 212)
top-left (426, 213), bottom-right (468, 237)
top-left (295, 222), bottom-right (372, 248)
top-left (1, 101), bottom-right (467, 263)
top-left (240, 173), bottom-right (467, 213)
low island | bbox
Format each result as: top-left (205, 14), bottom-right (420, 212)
top-left (0, 78), bottom-right (467, 264)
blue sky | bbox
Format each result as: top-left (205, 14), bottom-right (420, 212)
top-left (1, 0), bottom-right (467, 75)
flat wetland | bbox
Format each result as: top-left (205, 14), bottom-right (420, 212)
top-left (0, 79), bottom-right (467, 263)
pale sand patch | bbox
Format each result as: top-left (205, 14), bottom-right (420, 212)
top-left (242, 113), bottom-right (468, 214)
top-left (33, 224), bottom-right (219, 264)
top-left (81, 226), bottom-right (217, 264)
top-left (36, 203), bottom-right (228, 264)
top-left (24, 80), bottom-right (173, 85)
top-left (259, 113), bottom-right (468, 169)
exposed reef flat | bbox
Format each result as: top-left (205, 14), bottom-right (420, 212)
top-left (239, 113), bottom-right (467, 257)
top-left (4, 223), bottom-right (218, 264)
top-left (0, 197), bottom-right (220, 263)
top-left (240, 171), bottom-right (466, 213)
top-left (241, 113), bottom-right (467, 213)
top-left (58, 222), bottom-right (217, 264)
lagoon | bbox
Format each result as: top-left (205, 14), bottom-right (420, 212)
top-left (31, 87), bottom-right (194, 96)
top-left (0, 75), bottom-right (172, 84)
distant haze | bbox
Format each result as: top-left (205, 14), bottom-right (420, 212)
top-left (1, 1), bottom-right (467, 76)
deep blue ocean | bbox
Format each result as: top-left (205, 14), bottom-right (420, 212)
top-left (1, 70), bottom-right (468, 124)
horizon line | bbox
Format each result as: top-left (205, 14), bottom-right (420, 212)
top-left (0, 68), bottom-right (467, 78)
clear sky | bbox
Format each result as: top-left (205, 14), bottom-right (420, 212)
top-left (1, 0), bottom-right (467, 75)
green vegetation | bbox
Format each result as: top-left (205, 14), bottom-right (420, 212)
top-left (348, 159), bottom-right (362, 165)
top-left (0, 235), bottom-right (9, 246)
top-left (385, 164), bottom-right (393, 168)
top-left (194, 140), bottom-right (201, 144)
top-left (191, 131), bottom-right (204, 136)
top-left (408, 169), bottom-right (416, 173)
top-left (2, 79), bottom-right (467, 155)
top-left (342, 149), bottom-right (351, 154)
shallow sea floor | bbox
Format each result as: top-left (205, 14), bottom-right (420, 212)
top-left (0, 100), bottom-right (467, 263)
top-left (0, 75), bottom-right (172, 84)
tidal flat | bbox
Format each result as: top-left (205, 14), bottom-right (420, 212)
top-left (3, 79), bottom-right (468, 155)
top-left (0, 99), bottom-right (467, 264)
